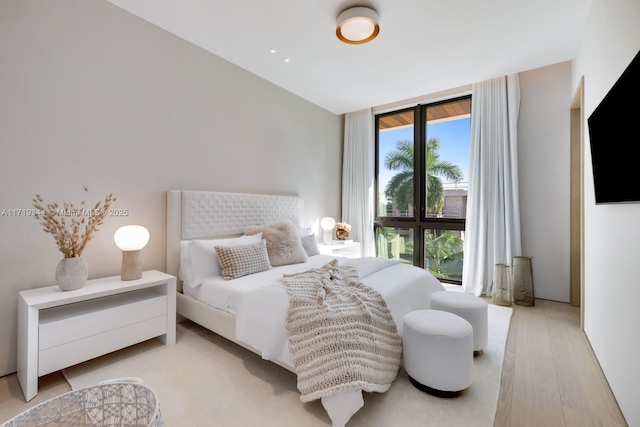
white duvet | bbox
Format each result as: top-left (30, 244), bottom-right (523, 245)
top-left (185, 254), bottom-right (445, 365)
top-left (186, 255), bottom-right (445, 426)
top-left (235, 255), bottom-right (445, 367)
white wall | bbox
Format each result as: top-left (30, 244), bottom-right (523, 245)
top-left (517, 62), bottom-right (572, 302)
top-left (573, 0), bottom-right (640, 423)
top-left (0, 0), bottom-right (343, 376)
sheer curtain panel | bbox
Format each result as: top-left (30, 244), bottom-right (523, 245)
top-left (342, 108), bottom-right (375, 256)
top-left (462, 75), bottom-right (522, 296)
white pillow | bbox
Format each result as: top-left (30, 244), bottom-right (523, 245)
top-left (187, 233), bottom-right (262, 287)
top-left (180, 241), bottom-right (192, 284)
top-left (298, 227), bottom-right (312, 237)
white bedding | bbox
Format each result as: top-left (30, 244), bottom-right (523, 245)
top-left (183, 254), bottom-right (340, 314)
top-left (185, 254), bottom-right (446, 367)
top-left (168, 191), bottom-right (447, 427)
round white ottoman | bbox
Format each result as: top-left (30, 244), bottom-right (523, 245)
top-left (403, 310), bottom-right (473, 397)
top-left (430, 291), bottom-right (488, 356)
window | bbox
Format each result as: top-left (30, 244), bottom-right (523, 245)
top-left (375, 96), bottom-right (471, 283)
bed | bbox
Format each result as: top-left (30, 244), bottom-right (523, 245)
top-left (166, 190), bottom-right (445, 426)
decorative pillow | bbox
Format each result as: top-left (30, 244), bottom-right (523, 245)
top-left (187, 233), bottom-right (262, 286)
top-left (300, 234), bottom-right (320, 256)
top-left (245, 220), bottom-right (308, 267)
top-left (215, 240), bottom-right (271, 280)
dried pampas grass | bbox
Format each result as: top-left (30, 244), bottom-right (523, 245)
top-left (32, 187), bottom-right (117, 258)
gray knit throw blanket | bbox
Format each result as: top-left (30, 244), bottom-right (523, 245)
top-left (282, 259), bottom-right (402, 402)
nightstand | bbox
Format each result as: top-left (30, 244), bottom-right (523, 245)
top-left (17, 270), bottom-right (176, 402)
top-left (318, 241), bottom-right (362, 258)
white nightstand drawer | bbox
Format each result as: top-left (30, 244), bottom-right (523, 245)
top-left (38, 315), bottom-right (167, 375)
top-left (18, 270), bottom-right (176, 402)
top-left (39, 289), bottom-right (167, 350)
top-left (318, 242), bottom-right (361, 258)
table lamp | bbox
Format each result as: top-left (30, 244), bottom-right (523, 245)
top-left (320, 217), bottom-right (336, 245)
top-left (114, 225), bottom-right (149, 280)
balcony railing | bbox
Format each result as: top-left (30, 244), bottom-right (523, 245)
top-left (443, 181), bottom-right (469, 191)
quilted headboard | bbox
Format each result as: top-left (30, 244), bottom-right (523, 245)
top-left (166, 190), bottom-right (303, 290)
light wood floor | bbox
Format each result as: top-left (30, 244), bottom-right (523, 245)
top-left (494, 298), bottom-right (627, 426)
top-left (0, 298), bottom-right (628, 426)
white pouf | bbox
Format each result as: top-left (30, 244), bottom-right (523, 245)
top-left (430, 291), bottom-right (489, 356)
top-left (402, 309), bottom-right (473, 397)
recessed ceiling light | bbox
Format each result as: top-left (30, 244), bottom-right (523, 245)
top-left (284, 58), bottom-right (290, 63)
top-left (269, 49), bottom-right (276, 54)
top-left (336, 6), bottom-right (380, 44)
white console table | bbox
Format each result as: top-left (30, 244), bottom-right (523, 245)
top-left (17, 270), bottom-right (176, 402)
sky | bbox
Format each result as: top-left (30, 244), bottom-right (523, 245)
top-left (378, 117), bottom-right (471, 196)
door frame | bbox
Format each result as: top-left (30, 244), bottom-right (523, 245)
top-left (570, 76), bottom-right (585, 329)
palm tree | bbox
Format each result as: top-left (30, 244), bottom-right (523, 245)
top-left (383, 140), bottom-right (414, 214)
top-left (424, 230), bottom-right (464, 278)
top-left (383, 137), bottom-right (463, 216)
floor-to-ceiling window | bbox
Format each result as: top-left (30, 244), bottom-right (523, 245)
top-left (375, 96), bottom-right (471, 284)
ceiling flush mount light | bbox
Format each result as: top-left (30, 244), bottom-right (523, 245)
top-left (336, 6), bottom-right (379, 44)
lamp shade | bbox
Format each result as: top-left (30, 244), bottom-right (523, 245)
top-left (320, 217), bottom-right (336, 245)
top-left (114, 225), bottom-right (149, 251)
top-left (336, 6), bottom-right (380, 44)
top-left (320, 217), bottom-right (336, 230)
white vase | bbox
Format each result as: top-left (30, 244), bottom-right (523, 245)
top-left (55, 257), bottom-right (88, 291)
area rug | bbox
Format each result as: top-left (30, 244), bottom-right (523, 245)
top-left (63, 303), bottom-right (512, 426)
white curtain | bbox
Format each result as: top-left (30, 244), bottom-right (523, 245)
top-left (462, 75), bottom-right (522, 296)
top-left (342, 108), bottom-right (375, 257)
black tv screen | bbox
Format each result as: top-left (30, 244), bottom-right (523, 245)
top-left (587, 49), bottom-right (640, 204)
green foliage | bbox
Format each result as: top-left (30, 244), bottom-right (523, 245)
top-left (424, 230), bottom-right (464, 277)
top-left (383, 138), bottom-right (462, 215)
top-left (383, 140), bottom-right (414, 212)
top-left (381, 137), bottom-right (465, 278)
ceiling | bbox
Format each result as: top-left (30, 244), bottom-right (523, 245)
top-left (105, 0), bottom-right (592, 115)
top-left (379, 97), bottom-right (471, 130)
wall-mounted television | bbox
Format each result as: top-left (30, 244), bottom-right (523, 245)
top-left (587, 49), bottom-right (640, 205)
